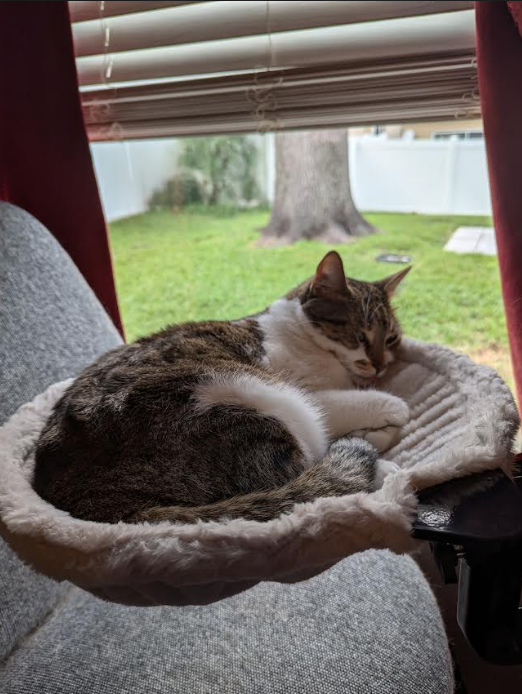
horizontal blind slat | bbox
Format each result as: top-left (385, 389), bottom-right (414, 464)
top-left (76, 10), bottom-right (476, 86)
top-left (82, 53), bottom-right (479, 140)
top-left (72, 1), bottom-right (473, 58)
top-left (87, 99), bottom-right (480, 141)
top-left (69, 1), bottom-right (205, 23)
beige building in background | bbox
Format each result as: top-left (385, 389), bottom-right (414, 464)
top-left (351, 119), bottom-right (483, 139)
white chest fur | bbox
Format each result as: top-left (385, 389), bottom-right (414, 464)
top-left (256, 299), bottom-right (354, 391)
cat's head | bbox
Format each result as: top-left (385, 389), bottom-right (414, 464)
top-left (297, 251), bottom-right (410, 385)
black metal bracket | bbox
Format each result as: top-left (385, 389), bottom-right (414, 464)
top-left (412, 463), bottom-right (522, 665)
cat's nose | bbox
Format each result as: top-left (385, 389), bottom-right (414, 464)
top-left (370, 358), bottom-right (385, 374)
top-left (354, 359), bottom-right (377, 377)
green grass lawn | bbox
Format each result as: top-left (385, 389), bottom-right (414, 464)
top-left (109, 208), bottom-right (511, 385)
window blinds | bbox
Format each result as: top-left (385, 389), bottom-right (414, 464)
top-left (70, 1), bottom-right (478, 140)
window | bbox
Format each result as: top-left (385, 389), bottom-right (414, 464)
top-left (432, 129), bottom-right (484, 140)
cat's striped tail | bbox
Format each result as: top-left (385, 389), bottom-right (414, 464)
top-left (132, 438), bottom-right (379, 525)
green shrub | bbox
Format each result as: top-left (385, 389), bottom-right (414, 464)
top-left (179, 136), bottom-right (260, 206)
top-left (148, 171), bottom-right (204, 210)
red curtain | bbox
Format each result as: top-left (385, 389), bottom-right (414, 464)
top-left (0, 1), bottom-right (124, 336)
top-left (475, 1), bottom-right (522, 405)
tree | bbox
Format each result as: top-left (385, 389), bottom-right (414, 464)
top-left (261, 129), bottom-right (376, 244)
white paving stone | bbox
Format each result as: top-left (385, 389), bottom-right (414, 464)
top-left (444, 226), bottom-right (497, 256)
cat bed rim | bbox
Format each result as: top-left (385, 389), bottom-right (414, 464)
top-left (0, 338), bottom-right (518, 606)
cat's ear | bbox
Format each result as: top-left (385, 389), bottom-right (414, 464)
top-left (310, 251), bottom-right (349, 298)
top-left (379, 266), bottom-right (411, 297)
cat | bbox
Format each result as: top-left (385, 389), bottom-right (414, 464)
top-left (33, 251), bottom-right (411, 525)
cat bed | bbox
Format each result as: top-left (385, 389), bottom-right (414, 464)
top-left (0, 339), bottom-right (518, 607)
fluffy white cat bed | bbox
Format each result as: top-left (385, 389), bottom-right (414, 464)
top-left (0, 339), bottom-right (518, 607)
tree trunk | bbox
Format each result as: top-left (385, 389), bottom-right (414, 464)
top-left (262, 129), bottom-right (377, 244)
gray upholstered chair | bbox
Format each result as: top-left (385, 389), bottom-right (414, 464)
top-left (0, 202), bottom-right (454, 694)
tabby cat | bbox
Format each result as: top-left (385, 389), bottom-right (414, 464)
top-left (33, 251), bottom-right (410, 525)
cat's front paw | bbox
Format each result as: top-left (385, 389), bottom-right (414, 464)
top-left (379, 394), bottom-right (409, 428)
top-left (353, 391), bottom-right (409, 431)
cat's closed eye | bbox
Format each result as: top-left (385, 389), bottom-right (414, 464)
top-left (386, 334), bottom-right (399, 346)
top-left (321, 316), bottom-right (347, 325)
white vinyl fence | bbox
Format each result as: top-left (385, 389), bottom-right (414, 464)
top-left (90, 140), bottom-right (181, 221)
top-left (91, 134), bottom-right (492, 222)
top-left (348, 137), bottom-right (491, 216)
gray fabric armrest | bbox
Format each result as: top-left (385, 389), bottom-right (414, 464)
top-left (0, 202), bottom-right (121, 662)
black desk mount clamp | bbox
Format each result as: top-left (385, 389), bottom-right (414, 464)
top-left (413, 457), bottom-right (522, 665)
